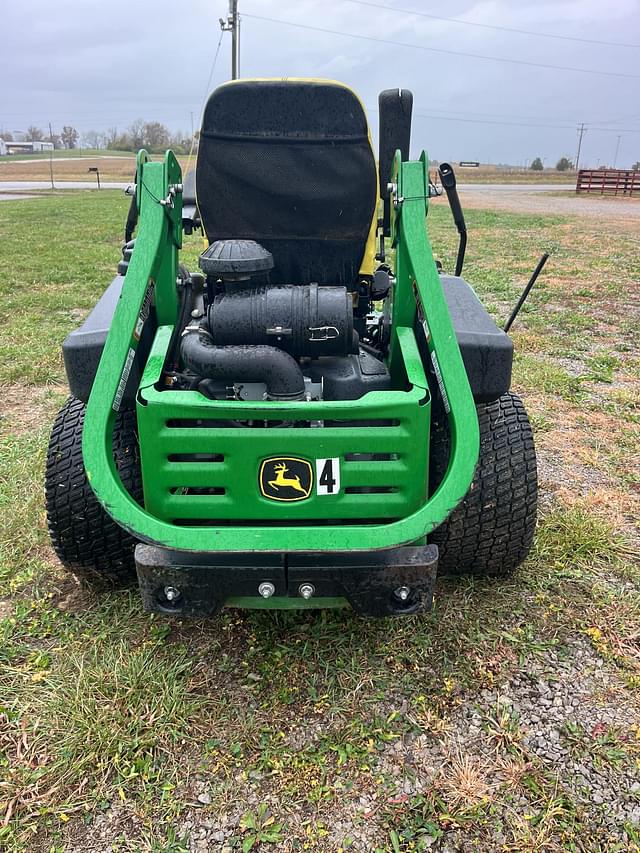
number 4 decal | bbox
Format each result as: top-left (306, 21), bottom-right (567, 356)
top-left (316, 457), bottom-right (340, 496)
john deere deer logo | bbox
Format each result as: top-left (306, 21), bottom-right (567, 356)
top-left (259, 457), bottom-right (313, 502)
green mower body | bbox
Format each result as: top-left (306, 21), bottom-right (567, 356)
top-left (47, 80), bottom-right (537, 617)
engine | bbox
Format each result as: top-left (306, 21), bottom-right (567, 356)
top-left (174, 240), bottom-right (391, 403)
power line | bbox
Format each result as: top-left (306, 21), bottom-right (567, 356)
top-left (242, 13), bottom-right (640, 80)
top-left (201, 30), bottom-right (225, 102)
top-left (589, 112), bottom-right (640, 126)
top-left (416, 113), bottom-right (572, 131)
top-left (373, 103), bottom-right (589, 124)
top-left (344, 0), bottom-right (640, 50)
top-left (7, 107), bottom-right (638, 132)
top-left (183, 28), bottom-right (226, 176)
top-left (6, 108), bottom-right (638, 136)
top-left (403, 111), bottom-right (640, 134)
top-left (370, 108), bottom-right (575, 131)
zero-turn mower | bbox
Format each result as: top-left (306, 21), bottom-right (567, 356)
top-left (46, 79), bottom-right (538, 618)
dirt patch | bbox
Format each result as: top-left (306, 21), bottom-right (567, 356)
top-left (0, 383), bottom-right (65, 437)
top-left (51, 577), bottom-right (93, 614)
top-left (0, 155), bottom-right (137, 183)
top-left (531, 396), bottom-right (640, 539)
top-left (454, 187), bottom-right (640, 226)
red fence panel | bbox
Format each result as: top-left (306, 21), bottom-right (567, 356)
top-left (576, 169), bottom-right (640, 196)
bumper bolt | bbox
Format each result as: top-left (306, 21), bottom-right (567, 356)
top-left (298, 583), bottom-right (315, 600)
top-left (394, 586), bottom-right (411, 602)
top-left (164, 585), bottom-right (181, 602)
top-left (258, 582), bottom-right (276, 599)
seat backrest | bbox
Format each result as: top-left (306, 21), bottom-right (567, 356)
top-left (196, 79), bottom-right (378, 287)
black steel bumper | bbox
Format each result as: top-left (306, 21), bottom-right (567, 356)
top-left (135, 543), bottom-right (438, 618)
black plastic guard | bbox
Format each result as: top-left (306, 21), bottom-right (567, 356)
top-left (288, 546), bottom-right (438, 617)
top-left (62, 276), bottom-right (154, 406)
top-left (136, 548), bottom-right (287, 617)
top-left (439, 275), bottom-right (513, 403)
top-left (135, 544), bottom-right (438, 618)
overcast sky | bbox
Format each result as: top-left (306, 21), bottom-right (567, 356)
top-left (1, 0), bottom-right (639, 167)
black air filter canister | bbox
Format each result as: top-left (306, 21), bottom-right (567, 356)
top-left (207, 284), bottom-right (357, 358)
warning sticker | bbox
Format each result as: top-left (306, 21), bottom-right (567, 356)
top-left (134, 281), bottom-right (154, 341)
top-left (413, 283), bottom-right (431, 343)
top-left (430, 351), bottom-right (450, 414)
top-left (113, 347), bottom-right (136, 412)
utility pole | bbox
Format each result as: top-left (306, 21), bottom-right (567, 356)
top-left (48, 121), bottom-right (55, 190)
top-left (613, 134), bottom-right (621, 169)
top-left (575, 122), bottom-right (586, 173)
top-left (220, 0), bottom-right (240, 79)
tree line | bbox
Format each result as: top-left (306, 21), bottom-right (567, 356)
top-left (0, 121), bottom-right (192, 154)
top-left (2, 125), bottom-right (637, 169)
top-left (529, 157), bottom-right (574, 171)
top-left (530, 156), bottom-right (640, 171)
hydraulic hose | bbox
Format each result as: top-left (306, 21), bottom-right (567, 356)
top-left (181, 330), bottom-right (306, 400)
top-left (166, 273), bottom-right (193, 373)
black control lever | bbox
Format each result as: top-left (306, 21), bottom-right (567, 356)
top-left (438, 162), bottom-right (467, 277)
top-left (504, 253), bottom-right (549, 333)
top-left (124, 172), bottom-right (138, 243)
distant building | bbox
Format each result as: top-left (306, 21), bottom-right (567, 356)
top-left (0, 139), bottom-right (54, 155)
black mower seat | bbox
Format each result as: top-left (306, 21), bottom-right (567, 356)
top-left (195, 79), bottom-right (377, 287)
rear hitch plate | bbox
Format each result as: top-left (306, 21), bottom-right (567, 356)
top-left (135, 544), bottom-right (438, 618)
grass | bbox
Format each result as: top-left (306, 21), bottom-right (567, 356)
top-left (447, 168), bottom-right (577, 185)
top-left (0, 192), bottom-right (639, 852)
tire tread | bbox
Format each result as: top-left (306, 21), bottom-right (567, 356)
top-left (431, 392), bottom-right (537, 577)
top-left (45, 396), bottom-right (142, 587)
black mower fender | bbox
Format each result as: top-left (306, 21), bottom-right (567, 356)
top-left (62, 275), bottom-right (153, 406)
top-left (439, 275), bottom-right (513, 404)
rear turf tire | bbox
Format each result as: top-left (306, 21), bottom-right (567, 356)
top-left (430, 392), bottom-right (537, 577)
top-left (45, 396), bottom-right (142, 587)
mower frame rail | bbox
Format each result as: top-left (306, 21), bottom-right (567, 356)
top-left (82, 150), bottom-right (479, 553)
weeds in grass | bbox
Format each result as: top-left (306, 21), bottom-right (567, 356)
top-left (583, 353), bottom-right (621, 384)
top-left (236, 803), bottom-right (283, 850)
top-left (1, 194), bottom-right (638, 850)
top-left (533, 504), bottom-right (630, 569)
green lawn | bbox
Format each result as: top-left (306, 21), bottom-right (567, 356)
top-left (0, 193), bottom-right (638, 852)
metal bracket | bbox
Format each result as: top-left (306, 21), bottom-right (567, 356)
top-left (159, 183), bottom-right (183, 209)
top-left (387, 180), bottom-right (404, 210)
top-left (308, 325), bottom-right (339, 341)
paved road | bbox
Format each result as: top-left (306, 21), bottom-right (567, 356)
top-left (0, 193), bottom-right (38, 202)
top-left (0, 155), bottom-right (136, 164)
top-left (458, 183), bottom-right (574, 193)
top-left (0, 180), bottom-right (574, 194)
top-left (1, 183), bottom-right (635, 224)
top-left (0, 181), bottom-right (128, 191)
